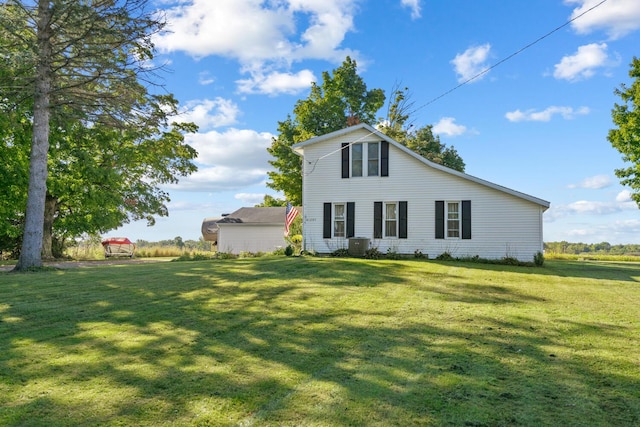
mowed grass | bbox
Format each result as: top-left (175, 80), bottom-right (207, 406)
top-left (0, 257), bottom-right (638, 426)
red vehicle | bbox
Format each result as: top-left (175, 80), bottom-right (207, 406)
top-left (101, 237), bottom-right (135, 258)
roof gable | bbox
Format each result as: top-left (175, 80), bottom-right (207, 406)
top-left (291, 123), bottom-right (550, 210)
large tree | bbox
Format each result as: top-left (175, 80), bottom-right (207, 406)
top-left (609, 57), bottom-right (640, 206)
top-left (266, 63), bottom-right (466, 204)
top-left (41, 97), bottom-right (197, 258)
top-left (0, 100), bottom-right (30, 256)
top-left (266, 57), bottom-right (385, 205)
top-left (0, 0), bottom-right (172, 269)
top-left (380, 86), bottom-right (465, 172)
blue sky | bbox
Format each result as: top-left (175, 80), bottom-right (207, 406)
top-left (113, 0), bottom-right (640, 244)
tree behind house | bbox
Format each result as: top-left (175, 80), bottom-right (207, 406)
top-left (266, 59), bottom-right (466, 205)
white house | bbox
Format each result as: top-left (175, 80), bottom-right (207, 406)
top-left (291, 123), bottom-right (550, 261)
top-left (202, 207), bottom-right (297, 254)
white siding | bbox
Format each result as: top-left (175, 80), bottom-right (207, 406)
top-left (299, 128), bottom-right (546, 261)
top-left (218, 224), bottom-right (286, 254)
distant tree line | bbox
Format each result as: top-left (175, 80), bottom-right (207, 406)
top-left (134, 237), bottom-right (211, 252)
top-left (545, 242), bottom-right (640, 255)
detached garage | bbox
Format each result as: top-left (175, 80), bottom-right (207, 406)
top-left (202, 207), bottom-right (299, 254)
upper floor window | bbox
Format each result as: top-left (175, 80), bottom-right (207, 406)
top-left (368, 142), bottom-right (379, 176)
top-left (342, 141), bottom-right (388, 178)
top-left (352, 144), bottom-right (363, 177)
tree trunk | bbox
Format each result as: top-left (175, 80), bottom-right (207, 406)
top-left (15, 0), bottom-right (53, 271)
top-left (42, 194), bottom-right (57, 260)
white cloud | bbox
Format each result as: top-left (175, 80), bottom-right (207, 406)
top-left (401, 0), bottom-right (422, 19)
top-left (505, 106), bottom-right (590, 122)
top-left (616, 189), bottom-right (632, 202)
top-left (289, 1), bottom-right (358, 61)
top-left (553, 43), bottom-right (610, 81)
top-left (171, 128), bottom-right (274, 191)
top-left (566, 200), bottom-right (622, 215)
top-left (235, 193), bottom-right (269, 205)
top-left (155, 0), bottom-right (293, 60)
top-left (545, 196), bottom-right (636, 221)
top-left (236, 69), bottom-right (316, 95)
top-left (198, 71), bottom-right (215, 86)
top-left (433, 117), bottom-right (467, 136)
top-left (187, 128), bottom-right (273, 169)
top-left (172, 166), bottom-right (269, 192)
top-left (566, 0), bottom-right (640, 39)
top-left (568, 174), bottom-right (612, 189)
top-left (451, 44), bottom-right (492, 83)
top-left (563, 219), bottom-right (640, 243)
top-left (179, 98), bottom-right (241, 130)
top-left (154, 0), bottom-right (358, 94)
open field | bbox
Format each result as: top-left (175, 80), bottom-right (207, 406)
top-left (1, 257), bottom-right (638, 426)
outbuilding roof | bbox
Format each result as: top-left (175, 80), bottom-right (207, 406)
top-left (216, 207), bottom-right (302, 224)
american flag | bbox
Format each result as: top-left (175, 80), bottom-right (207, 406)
top-left (284, 202), bottom-right (299, 237)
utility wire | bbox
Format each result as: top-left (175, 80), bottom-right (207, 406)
top-left (414, 0), bottom-right (609, 113)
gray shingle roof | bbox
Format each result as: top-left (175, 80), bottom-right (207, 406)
top-left (216, 207), bottom-right (301, 224)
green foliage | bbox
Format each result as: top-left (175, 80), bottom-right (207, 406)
top-left (255, 194), bottom-right (286, 207)
top-left (267, 57), bottom-right (385, 204)
top-left (364, 247), bottom-right (382, 259)
top-left (545, 241), bottom-right (640, 255)
top-left (266, 117), bottom-right (304, 205)
top-left (331, 248), bottom-right (350, 257)
top-left (284, 245), bottom-right (294, 257)
top-left (501, 256), bottom-right (522, 266)
top-left (0, 1), bottom-right (176, 269)
top-left (435, 251), bottom-right (537, 267)
top-left (436, 251), bottom-right (455, 261)
top-left (215, 252), bottom-right (237, 260)
top-left (379, 86), bottom-right (465, 172)
top-left (1, 258), bottom-right (639, 425)
top-left (608, 57), bottom-right (640, 207)
top-left (534, 251), bottom-right (545, 266)
top-left (173, 252), bottom-right (213, 262)
top-left (414, 249), bottom-right (426, 259)
top-left (386, 247), bottom-right (401, 259)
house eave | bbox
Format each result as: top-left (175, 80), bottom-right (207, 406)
top-left (291, 123), bottom-right (550, 210)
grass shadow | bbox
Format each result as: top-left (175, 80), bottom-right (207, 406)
top-left (1, 257), bottom-right (638, 425)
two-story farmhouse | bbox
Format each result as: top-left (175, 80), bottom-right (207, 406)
top-left (291, 123), bottom-right (550, 261)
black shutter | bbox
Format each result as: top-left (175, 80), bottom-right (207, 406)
top-left (341, 143), bottom-right (349, 178)
top-left (373, 202), bottom-right (382, 238)
top-left (462, 200), bottom-right (471, 240)
top-left (381, 141), bottom-right (389, 177)
top-left (399, 201), bottom-right (407, 238)
top-left (323, 203), bottom-right (332, 238)
top-left (435, 201), bottom-right (444, 239)
top-left (347, 202), bottom-right (355, 238)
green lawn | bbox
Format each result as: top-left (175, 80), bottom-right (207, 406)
top-left (1, 257), bottom-right (638, 426)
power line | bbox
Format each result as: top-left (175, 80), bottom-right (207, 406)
top-left (414, 0), bottom-right (609, 113)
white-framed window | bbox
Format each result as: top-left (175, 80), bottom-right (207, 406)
top-left (446, 201), bottom-right (460, 238)
top-left (368, 142), bottom-right (379, 176)
top-left (334, 203), bottom-right (346, 237)
top-left (349, 142), bottom-right (380, 177)
top-left (351, 143), bottom-right (363, 177)
top-left (385, 202), bottom-right (397, 237)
